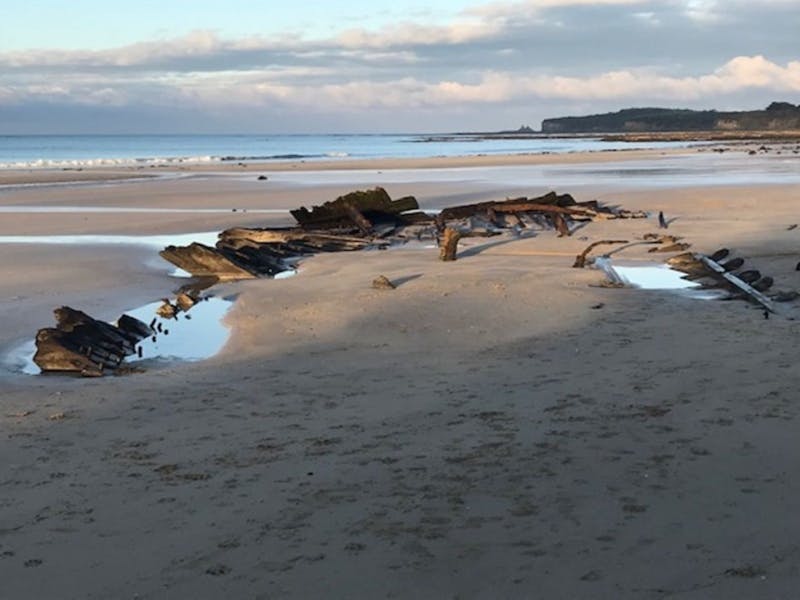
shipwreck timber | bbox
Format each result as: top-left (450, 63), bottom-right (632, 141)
top-left (33, 307), bottom-right (152, 376)
top-left (159, 187), bottom-right (648, 277)
top-left (29, 185), bottom-right (794, 378)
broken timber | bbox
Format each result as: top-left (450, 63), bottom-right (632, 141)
top-left (159, 187), bottom-right (647, 280)
top-left (291, 188), bottom-right (419, 229)
top-left (29, 187), bottom-right (659, 377)
top-left (33, 307), bottom-right (151, 376)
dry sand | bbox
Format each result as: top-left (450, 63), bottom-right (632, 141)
top-left (1, 152), bottom-right (800, 599)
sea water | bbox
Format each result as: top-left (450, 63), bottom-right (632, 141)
top-left (0, 133), bottom-right (689, 170)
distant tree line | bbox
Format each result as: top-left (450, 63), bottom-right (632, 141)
top-left (541, 102), bottom-right (800, 133)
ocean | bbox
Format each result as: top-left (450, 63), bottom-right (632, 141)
top-left (0, 133), bottom-right (688, 169)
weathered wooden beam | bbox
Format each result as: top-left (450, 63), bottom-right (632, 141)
top-left (219, 228), bottom-right (373, 248)
top-left (491, 203), bottom-right (594, 217)
top-left (160, 243), bottom-right (259, 280)
top-left (437, 191), bottom-right (576, 220)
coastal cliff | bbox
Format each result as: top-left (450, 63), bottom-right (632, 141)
top-left (542, 102), bottom-right (800, 133)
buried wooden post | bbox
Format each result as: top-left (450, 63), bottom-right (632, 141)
top-left (551, 213), bottom-right (571, 237)
top-left (439, 227), bottom-right (462, 261)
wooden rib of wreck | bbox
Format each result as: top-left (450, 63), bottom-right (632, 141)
top-left (33, 307), bottom-right (152, 376)
top-left (668, 251), bottom-right (781, 313)
top-left (159, 187), bottom-right (648, 277)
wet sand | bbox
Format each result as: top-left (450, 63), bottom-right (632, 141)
top-left (0, 148), bottom-right (680, 186)
top-left (2, 152), bottom-right (800, 598)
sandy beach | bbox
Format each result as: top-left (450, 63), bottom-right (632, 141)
top-left (2, 148), bottom-right (800, 598)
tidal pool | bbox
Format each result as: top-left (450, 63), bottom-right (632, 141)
top-left (8, 296), bottom-right (234, 375)
top-left (594, 257), bottom-right (722, 300)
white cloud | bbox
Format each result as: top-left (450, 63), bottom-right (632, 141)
top-left (167, 56), bottom-right (800, 108)
top-left (3, 55), bottom-right (798, 110)
top-left (450, 56), bottom-right (800, 102)
top-left (468, 0), bottom-right (645, 15)
top-left (256, 56), bottom-right (800, 107)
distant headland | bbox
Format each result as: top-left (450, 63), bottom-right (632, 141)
top-left (541, 102), bottom-right (800, 134)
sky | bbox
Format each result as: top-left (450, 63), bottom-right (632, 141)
top-left (0, 0), bottom-right (798, 133)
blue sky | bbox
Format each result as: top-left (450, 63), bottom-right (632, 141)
top-left (1, 0), bottom-right (469, 50)
top-left (0, 0), bottom-right (798, 133)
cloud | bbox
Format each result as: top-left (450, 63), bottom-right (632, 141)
top-left (396, 56), bottom-right (800, 105)
top-left (9, 54), bottom-right (793, 112)
top-left (466, 0), bottom-right (646, 19)
top-left (0, 50), bottom-right (794, 115)
top-left (0, 0), bottom-right (796, 75)
top-left (0, 0), bottom-right (797, 132)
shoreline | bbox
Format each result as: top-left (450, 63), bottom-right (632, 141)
top-left (0, 147), bottom-right (701, 187)
top-left (4, 137), bottom-right (799, 188)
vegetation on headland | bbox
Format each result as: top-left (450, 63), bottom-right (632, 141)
top-left (541, 102), bottom-right (800, 134)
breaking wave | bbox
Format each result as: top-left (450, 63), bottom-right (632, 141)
top-left (0, 151), bottom-right (351, 170)
top-left (0, 155), bottom-right (218, 170)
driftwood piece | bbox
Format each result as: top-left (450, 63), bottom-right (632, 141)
top-left (290, 187), bottom-right (418, 229)
top-left (573, 240), bottom-right (629, 268)
top-left (439, 228), bottom-right (462, 261)
top-left (33, 307), bottom-right (150, 375)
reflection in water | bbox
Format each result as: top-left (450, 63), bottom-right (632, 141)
top-left (0, 206), bottom-right (290, 214)
top-left (594, 257), bottom-right (721, 298)
top-left (259, 152), bottom-right (800, 190)
top-left (0, 232), bottom-right (221, 248)
top-left (128, 297), bottom-right (233, 362)
top-left (610, 263), bottom-right (699, 290)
